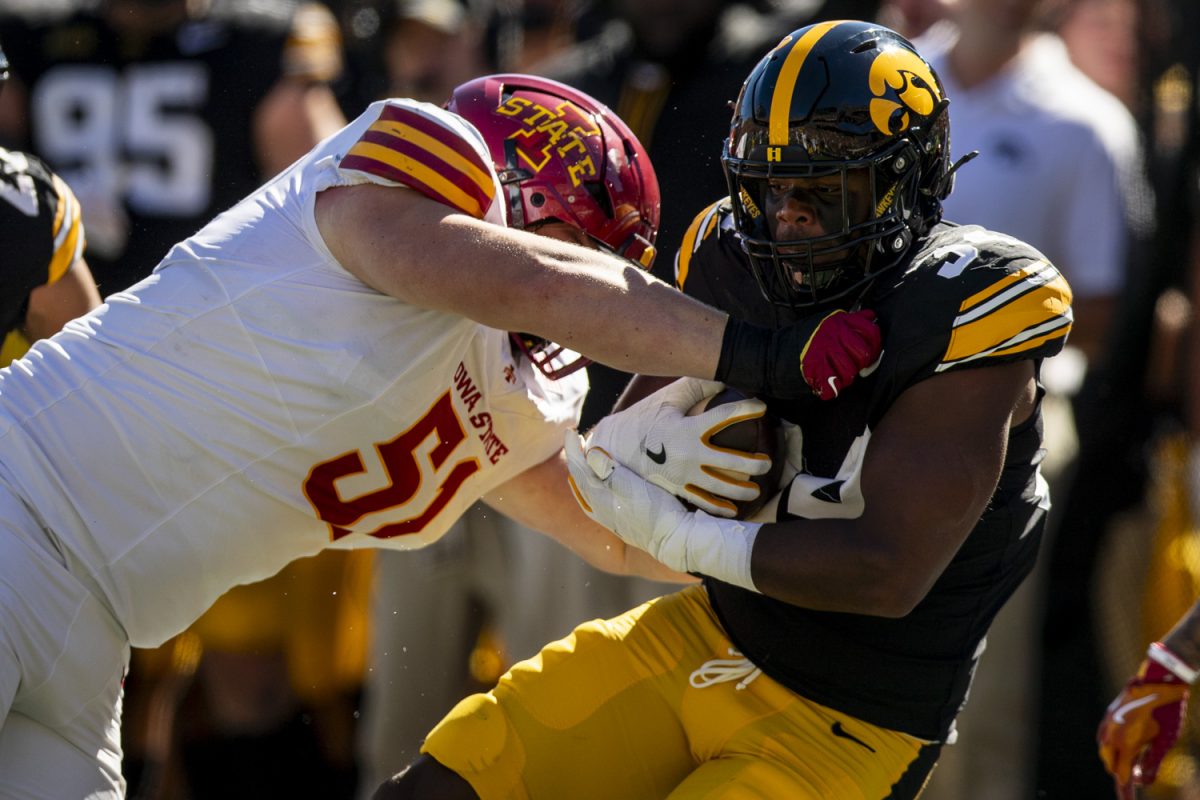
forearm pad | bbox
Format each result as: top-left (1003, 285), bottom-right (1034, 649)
top-left (716, 318), bottom-right (772, 395)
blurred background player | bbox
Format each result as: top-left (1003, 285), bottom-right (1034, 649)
top-left (0, 41), bottom-right (101, 367)
top-left (1098, 598), bottom-right (1200, 797)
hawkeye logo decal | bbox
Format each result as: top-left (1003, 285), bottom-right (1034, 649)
top-left (867, 48), bottom-right (942, 136)
top-left (495, 95), bottom-right (600, 187)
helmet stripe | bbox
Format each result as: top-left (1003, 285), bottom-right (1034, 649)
top-left (769, 20), bottom-right (844, 145)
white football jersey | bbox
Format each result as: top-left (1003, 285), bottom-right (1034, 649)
top-left (0, 99), bottom-right (586, 648)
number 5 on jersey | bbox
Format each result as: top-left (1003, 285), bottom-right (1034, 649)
top-left (303, 391), bottom-right (480, 540)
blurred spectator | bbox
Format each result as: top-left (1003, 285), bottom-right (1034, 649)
top-left (328, 0), bottom-right (595, 115)
top-left (380, 0), bottom-right (487, 103)
top-left (1050, 0), bottom-right (1141, 109)
top-left (876, 0), bottom-right (953, 38)
top-left (912, 1), bottom-right (1152, 798)
top-left (487, 0), bottom-right (595, 72)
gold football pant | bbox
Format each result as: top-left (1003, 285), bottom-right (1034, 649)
top-left (422, 585), bottom-right (940, 799)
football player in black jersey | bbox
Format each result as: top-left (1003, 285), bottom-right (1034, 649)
top-left (0, 0), bottom-right (346, 296)
top-left (375, 19), bottom-right (1074, 800)
top-left (0, 42), bottom-right (100, 367)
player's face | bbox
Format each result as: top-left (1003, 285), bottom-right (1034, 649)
top-left (762, 169), bottom-right (872, 286)
top-left (763, 170), bottom-right (871, 245)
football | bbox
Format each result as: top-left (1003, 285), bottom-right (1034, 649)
top-left (686, 387), bottom-right (785, 520)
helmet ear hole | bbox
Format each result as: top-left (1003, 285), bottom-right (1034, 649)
top-left (583, 182), bottom-right (613, 218)
top-left (530, 192), bottom-right (545, 207)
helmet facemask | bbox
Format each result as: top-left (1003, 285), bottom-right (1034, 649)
top-left (726, 133), bottom-right (936, 310)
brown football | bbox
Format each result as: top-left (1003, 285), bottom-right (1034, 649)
top-left (686, 387), bottom-right (785, 520)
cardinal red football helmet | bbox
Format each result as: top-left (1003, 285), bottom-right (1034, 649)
top-left (447, 73), bottom-right (661, 378)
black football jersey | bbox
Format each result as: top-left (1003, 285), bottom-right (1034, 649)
top-left (0, 147), bottom-right (85, 364)
top-left (0, 1), bottom-right (341, 295)
top-left (677, 201), bottom-right (1073, 741)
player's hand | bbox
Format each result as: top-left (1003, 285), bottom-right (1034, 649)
top-left (1098, 645), bottom-right (1193, 795)
top-left (585, 377), bottom-right (771, 517)
top-left (564, 433), bottom-right (759, 587)
top-left (717, 309), bottom-right (881, 400)
top-left (566, 431), bottom-right (698, 570)
top-left (791, 309), bottom-right (882, 400)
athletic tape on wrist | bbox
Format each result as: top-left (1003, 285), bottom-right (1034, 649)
top-left (1149, 642), bottom-right (1200, 684)
top-left (715, 318), bottom-right (770, 395)
top-left (683, 516), bottom-right (761, 593)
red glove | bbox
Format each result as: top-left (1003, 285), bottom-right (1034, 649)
top-left (1098, 642), bottom-right (1194, 797)
top-left (797, 309), bottom-right (881, 400)
top-left (717, 309), bottom-right (882, 400)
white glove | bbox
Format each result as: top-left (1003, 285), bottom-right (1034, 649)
top-left (585, 377), bottom-right (772, 517)
top-left (565, 432), bottom-right (761, 591)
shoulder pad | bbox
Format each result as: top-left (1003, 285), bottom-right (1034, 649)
top-left (906, 226), bottom-right (1073, 373)
top-left (676, 198), bottom-right (734, 290)
top-left (339, 101), bottom-right (501, 222)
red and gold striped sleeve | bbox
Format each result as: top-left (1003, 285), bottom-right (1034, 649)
top-left (339, 104), bottom-right (498, 221)
top-left (936, 259), bottom-right (1073, 373)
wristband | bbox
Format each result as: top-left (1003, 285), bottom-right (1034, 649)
top-left (715, 317), bottom-right (770, 396)
top-left (1148, 641), bottom-right (1200, 684)
top-left (681, 515), bottom-right (761, 593)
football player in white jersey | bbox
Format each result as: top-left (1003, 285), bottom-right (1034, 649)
top-left (0, 72), bottom-right (881, 797)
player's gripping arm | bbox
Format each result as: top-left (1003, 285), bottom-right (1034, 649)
top-left (318, 182), bottom-right (723, 378)
top-left (315, 184), bottom-right (871, 399)
top-left (568, 360), bottom-right (1037, 616)
top-left (1098, 601), bottom-right (1200, 797)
